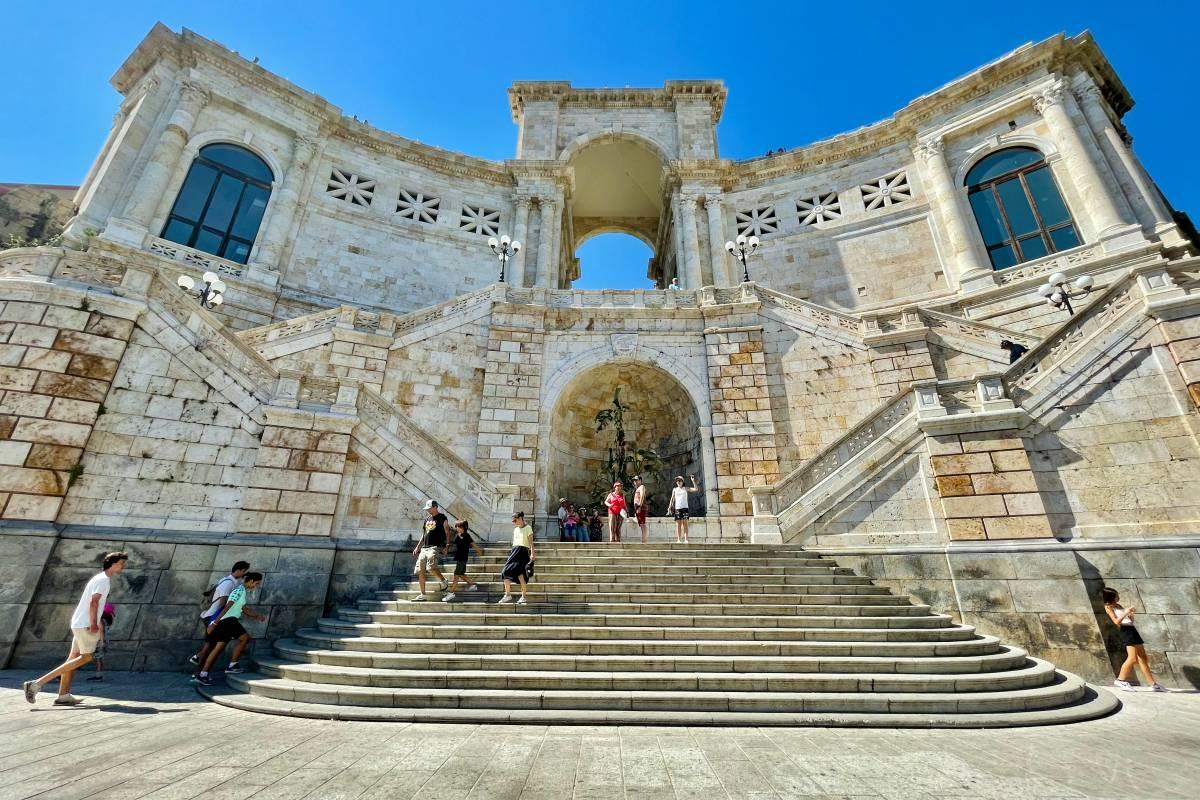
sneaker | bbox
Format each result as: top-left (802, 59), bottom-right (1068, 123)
top-left (1113, 679), bottom-right (1133, 691)
top-left (189, 674), bottom-right (202, 684)
top-left (188, 654), bottom-right (200, 666)
top-left (225, 663), bottom-right (244, 674)
top-left (498, 594), bottom-right (514, 604)
top-left (517, 596), bottom-right (527, 605)
top-left (22, 680), bottom-right (39, 704)
top-left (1151, 683), bottom-right (1168, 692)
top-left (86, 675), bottom-right (103, 682)
top-left (53, 694), bottom-right (82, 706)
top-left (411, 594), bottom-right (428, 602)
top-left (466, 584), bottom-right (480, 592)
top-left (196, 674), bottom-right (213, 687)
top-left (439, 580), bottom-right (449, 591)
top-left (441, 593), bottom-right (456, 602)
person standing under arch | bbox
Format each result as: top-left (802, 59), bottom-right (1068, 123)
top-left (666, 475), bottom-right (701, 543)
top-left (605, 481), bottom-right (626, 543)
top-left (632, 475), bottom-right (649, 544)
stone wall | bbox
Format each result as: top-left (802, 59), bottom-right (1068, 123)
top-left (0, 527), bottom-right (55, 667)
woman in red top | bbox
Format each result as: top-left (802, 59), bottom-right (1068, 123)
top-left (605, 482), bottom-right (626, 543)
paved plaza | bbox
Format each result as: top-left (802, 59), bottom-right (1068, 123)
top-left (0, 671), bottom-right (1196, 800)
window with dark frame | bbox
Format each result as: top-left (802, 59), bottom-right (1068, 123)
top-left (160, 143), bottom-right (274, 265)
top-left (965, 147), bottom-right (1081, 270)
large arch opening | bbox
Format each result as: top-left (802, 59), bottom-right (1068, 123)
top-left (566, 134), bottom-right (670, 288)
top-left (572, 232), bottom-right (656, 290)
top-left (545, 361), bottom-right (704, 517)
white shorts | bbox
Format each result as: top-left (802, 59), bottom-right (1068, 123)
top-left (71, 628), bottom-right (101, 655)
top-left (416, 547), bottom-right (442, 572)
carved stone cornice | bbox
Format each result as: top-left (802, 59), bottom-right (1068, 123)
top-left (912, 136), bottom-right (945, 162)
top-left (508, 80), bottom-right (727, 123)
top-left (332, 124), bottom-right (513, 186)
top-left (1033, 82), bottom-right (1065, 115)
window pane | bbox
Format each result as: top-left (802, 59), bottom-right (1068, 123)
top-left (201, 175), bottom-right (245, 234)
top-left (965, 147), bottom-right (1043, 186)
top-left (199, 144), bottom-right (273, 183)
top-left (1017, 234), bottom-right (1049, 262)
top-left (988, 245), bottom-right (1017, 270)
top-left (1049, 225), bottom-right (1081, 252)
top-left (230, 185), bottom-right (269, 240)
top-left (170, 163), bottom-right (217, 222)
top-left (1025, 167), bottom-right (1071, 227)
top-left (194, 228), bottom-right (223, 256)
top-left (223, 240), bottom-right (251, 264)
top-left (996, 178), bottom-right (1038, 236)
top-left (162, 218), bottom-right (194, 245)
top-left (969, 190), bottom-right (1008, 246)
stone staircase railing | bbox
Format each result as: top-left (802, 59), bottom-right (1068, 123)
top-left (353, 386), bottom-right (515, 537)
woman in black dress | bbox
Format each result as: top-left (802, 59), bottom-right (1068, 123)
top-left (499, 511), bottom-right (535, 605)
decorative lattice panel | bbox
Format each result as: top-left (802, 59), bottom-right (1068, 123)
top-left (796, 193), bottom-right (841, 225)
top-left (459, 205), bottom-right (500, 236)
top-left (326, 168), bottom-right (376, 207)
top-left (734, 204), bottom-right (779, 237)
top-left (396, 189), bottom-right (440, 223)
top-left (860, 172), bottom-right (911, 211)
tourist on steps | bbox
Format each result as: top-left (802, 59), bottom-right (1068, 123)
top-left (411, 499), bottom-right (451, 601)
top-left (1102, 587), bottom-right (1167, 691)
top-left (189, 560), bottom-right (250, 669)
top-left (557, 498), bottom-right (569, 541)
top-left (587, 507), bottom-right (603, 543)
top-left (666, 475), bottom-right (701, 543)
top-left (192, 572), bottom-right (266, 686)
top-left (632, 475), bottom-right (649, 544)
top-left (500, 511), bottom-right (535, 605)
top-left (24, 551), bottom-right (128, 706)
top-left (605, 481), bottom-right (627, 543)
top-left (443, 520), bottom-right (483, 602)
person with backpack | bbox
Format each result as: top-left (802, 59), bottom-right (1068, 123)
top-left (192, 572), bottom-right (266, 686)
top-left (189, 561), bottom-right (250, 670)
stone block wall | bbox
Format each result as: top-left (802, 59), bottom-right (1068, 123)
top-left (928, 430), bottom-right (1053, 540)
top-left (869, 339), bottom-right (937, 399)
top-left (273, 330), bottom-right (390, 394)
top-left (1158, 314), bottom-right (1200, 410)
top-left (810, 444), bottom-right (938, 543)
top-left (6, 531), bottom-right (333, 671)
top-left (0, 528), bottom-right (55, 666)
top-left (0, 297), bottom-right (134, 522)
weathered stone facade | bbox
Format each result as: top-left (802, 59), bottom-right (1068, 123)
top-left (1, 23), bottom-right (1199, 688)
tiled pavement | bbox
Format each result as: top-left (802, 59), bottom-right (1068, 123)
top-left (0, 671), bottom-right (1197, 799)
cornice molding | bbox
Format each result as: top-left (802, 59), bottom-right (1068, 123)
top-left (508, 80), bottom-right (727, 123)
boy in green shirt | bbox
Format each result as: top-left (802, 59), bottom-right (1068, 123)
top-left (192, 572), bottom-right (265, 686)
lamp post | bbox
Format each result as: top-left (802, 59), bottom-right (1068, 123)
top-left (724, 234), bottom-right (760, 284)
top-left (488, 234), bottom-right (521, 283)
top-left (1037, 271), bottom-right (1094, 316)
top-left (175, 271), bottom-right (227, 310)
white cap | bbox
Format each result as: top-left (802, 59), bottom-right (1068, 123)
top-left (423, 500), bottom-right (437, 510)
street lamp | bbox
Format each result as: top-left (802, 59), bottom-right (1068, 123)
top-left (1037, 271), bottom-right (1094, 316)
top-left (724, 234), bottom-right (760, 283)
top-left (488, 234), bottom-right (521, 283)
top-left (176, 271), bottom-right (227, 310)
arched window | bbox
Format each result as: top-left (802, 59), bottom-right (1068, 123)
top-left (160, 144), bottom-right (273, 264)
top-left (966, 147), bottom-right (1081, 270)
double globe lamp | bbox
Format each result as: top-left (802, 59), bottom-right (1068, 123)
top-left (175, 271), bottom-right (228, 310)
top-left (1037, 271), bottom-right (1094, 316)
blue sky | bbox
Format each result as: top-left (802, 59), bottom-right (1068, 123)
top-left (2, 1), bottom-right (1194, 289)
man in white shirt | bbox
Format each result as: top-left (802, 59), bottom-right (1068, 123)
top-left (24, 551), bottom-right (128, 706)
top-left (188, 560), bottom-right (250, 669)
top-left (556, 498), bottom-right (569, 541)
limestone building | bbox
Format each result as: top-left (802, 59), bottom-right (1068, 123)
top-left (2, 23), bottom-right (1199, 712)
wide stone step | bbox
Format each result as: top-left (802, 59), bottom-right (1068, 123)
top-left (360, 598), bottom-right (925, 616)
top-left (401, 572), bottom-right (874, 586)
top-left (388, 581), bottom-right (889, 596)
top-left (220, 664), bottom-right (1091, 714)
top-left (315, 618), bottom-right (979, 642)
top-left (203, 680), bottom-right (1119, 727)
top-left (298, 629), bottom-right (998, 657)
top-left (338, 608), bottom-right (954, 628)
top-left (437, 564), bottom-right (856, 577)
top-left (272, 639), bottom-right (1025, 674)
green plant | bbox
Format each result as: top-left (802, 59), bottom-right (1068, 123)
top-left (587, 388), bottom-right (664, 508)
top-left (66, 462), bottom-right (85, 487)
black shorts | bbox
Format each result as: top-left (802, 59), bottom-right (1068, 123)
top-left (674, 509), bottom-right (690, 521)
top-left (1119, 626), bottom-right (1144, 647)
top-left (454, 560), bottom-right (468, 576)
top-left (206, 617), bottom-right (247, 644)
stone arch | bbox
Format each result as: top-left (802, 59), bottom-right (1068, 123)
top-left (574, 223), bottom-right (657, 251)
top-left (535, 342), bottom-right (714, 518)
top-left (954, 134), bottom-right (1060, 186)
top-left (558, 127), bottom-right (674, 164)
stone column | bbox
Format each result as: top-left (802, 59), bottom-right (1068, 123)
top-left (698, 424), bottom-right (720, 517)
top-left (509, 195), bottom-right (532, 287)
top-left (1074, 84), bottom-right (1182, 243)
top-left (678, 193), bottom-right (703, 289)
top-left (703, 194), bottom-right (732, 286)
top-left (1034, 82), bottom-right (1134, 241)
top-left (252, 134), bottom-right (318, 271)
top-left (535, 196), bottom-right (559, 289)
top-left (913, 137), bottom-right (989, 284)
top-left (117, 81), bottom-right (210, 238)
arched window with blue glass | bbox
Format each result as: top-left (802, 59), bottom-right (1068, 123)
top-left (965, 146), bottom-right (1081, 270)
top-left (160, 143), bottom-right (274, 264)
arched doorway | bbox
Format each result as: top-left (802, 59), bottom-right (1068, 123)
top-left (573, 232), bottom-right (655, 289)
top-left (544, 361), bottom-right (705, 517)
top-left (564, 133), bottom-right (675, 287)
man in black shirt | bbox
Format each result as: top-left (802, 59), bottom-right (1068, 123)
top-left (1000, 339), bottom-right (1029, 365)
top-left (411, 499), bottom-right (450, 601)
top-left (442, 520), bottom-right (484, 602)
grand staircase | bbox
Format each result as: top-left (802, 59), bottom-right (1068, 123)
top-left (201, 543), bottom-right (1117, 727)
